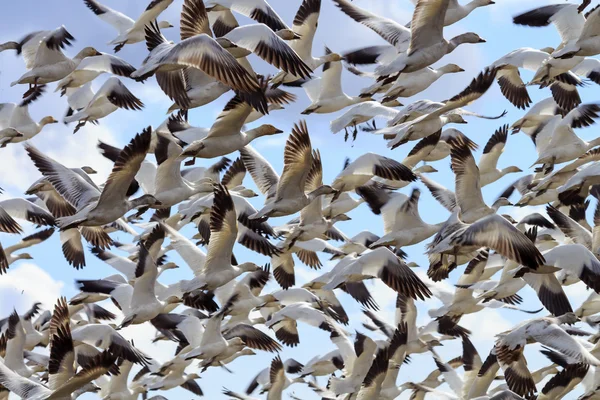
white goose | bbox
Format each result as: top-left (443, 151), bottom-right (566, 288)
top-left (301, 48), bottom-right (371, 115)
top-left (147, 135), bottom-right (213, 207)
top-left (0, 228), bottom-right (54, 274)
top-left (378, 68), bottom-right (500, 149)
top-left (331, 153), bottom-right (416, 193)
top-left (531, 103), bottom-right (600, 173)
top-left (130, 14), bottom-right (267, 111)
top-left (358, 186), bottom-right (444, 249)
top-left (329, 101), bottom-right (402, 139)
top-left (26, 128), bottom-right (161, 230)
top-left (362, 0), bottom-right (486, 76)
top-left (63, 77), bottom-right (144, 133)
top-left (55, 53), bottom-right (136, 94)
top-left (401, 128), bottom-right (476, 168)
top-left (250, 121), bottom-right (336, 219)
top-left (180, 185), bottom-right (261, 293)
top-left (381, 64), bottom-right (465, 101)
top-left (479, 125), bottom-right (522, 186)
top-left (552, 4), bottom-right (600, 58)
top-left (83, 0), bottom-right (174, 52)
top-left (9, 27), bottom-right (101, 90)
top-left (181, 91), bottom-right (283, 160)
top-left (0, 86), bottom-right (57, 146)
top-left (273, 0), bottom-right (344, 84)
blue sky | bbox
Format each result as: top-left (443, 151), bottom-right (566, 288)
top-left (0, 0), bottom-right (597, 398)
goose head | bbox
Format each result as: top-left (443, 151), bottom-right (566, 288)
top-left (322, 51), bottom-right (343, 63)
top-left (160, 262), bottom-right (179, 271)
top-left (501, 166), bottom-right (522, 176)
top-left (158, 21), bottom-right (174, 29)
top-left (258, 294), bottom-right (279, 308)
top-left (491, 197), bottom-right (512, 210)
top-left (232, 187), bottom-right (259, 197)
top-left (39, 116), bottom-right (58, 127)
top-left (413, 165), bottom-right (438, 174)
top-left (331, 214), bottom-right (351, 223)
top-left (16, 253), bottom-right (33, 260)
top-left (556, 312), bottom-right (578, 325)
top-left (446, 114), bottom-right (468, 124)
top-left (472, 0), bottom-right (495, 7)
top-left (276, 29), bottom-right (302, 40)
top-left (381, 99), bottom-right (404, 107)
top-left (448, 33), bottom-right (486, 50)
top-left (130, 194), bottom-right (163, 208)
top-left (237, 261), bottom-right (261, 272)
top-left (439, 64), bottom-right (465, 74)
top-left (186, 373), bottom-right (201, 380)
top-left (81, 166), bottom-right (97, 174)
top-left (74, 47), bottom-right (102, 61)
top-left (247, 124), bottom-right (284, 139)
top-left (309, 185), bottom-right (338, 200)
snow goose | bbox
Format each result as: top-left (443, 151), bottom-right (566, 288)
top-left (553, 4), bottom-right (600, 58)
top-left (63, 82), bottom-right (96, 123)
top-left (428, 211), bottom-right (545, 276)
top-left (378, 68), bottom-right (501, 148)
top-left (71, 323), bottom-right (149, 365)
top-left (495, 313), bottom-right (600, 396)
top-left (180, 185), bottom-right (261, 293)
top-left (372, 0), bottom-right (486, 76)
top-left (243, 356), bottom-right (304, 397)
top-left (183, 299), bottom-right (280, 362)
top-left (331, 153), bottom-right (416, 193)
top-left (531, 103), bottom-right (600, 174)
top-left (181, 90), bottom-right (283, 160)
top-left (515, 243), bottom-right (600, 293)
top-left (324, 247), bottom-right (432, 300)
top-left (0, 86), bottom-right (57, 146)
top-left (63, 77), bottom-right (143, 133)
top-left (329, 101), bottom-right (402, 140)
top-left (9, 27), bottom-right (101, 91)
top-left (557, 162), bottom-right (600, 205)
top-left (329, 331), bottom-right (379, 396)
top-left (55, 53), bottom-right (136, 94)
top-left (278, 152), bottom-right (350, 247)
top-left (146, 369), bottom-right (202, 396)
top-left (83, 0), bottom-right (174, 52)
top-left (117, 232), bottom-right (182, 328)
top-left (130, 15), bottom-right (267, 113)
top-left (423, 145), bottom-right (512, 223)
top-left (358, 186), bottom-right (444, 249)
top-left (215, 24), bottom-right (312, 79)
top-left (513, 4), bottom-right (586, 66)
top-left (272, 0), bottom-right (344, 85)
top-left (26, 128), bottom-right (161, 230)
top-left (301, 48), bottom-right (373, 115)
top-left (401, 128), bottom-right (476, 168)
top-left (322, 191), bottom-right (364, 219)
top-left (479, 125), bottom-right (522, 186)
top-left (332, 0), bottom-right (411, 60)
top-left (264, 302), bottom-right (336, 346)
top-left (380, 64), bottom-right (465, 102)
top-left (240, 145), bottom-right (280, 204)
top-left (270, 239), bottom-right (345, 289)
top-left (0, 347), bottom-right (115, 400)
top-left (388, 98), bottom-right (505, 127)
top-left (0, 197), bottom-right (56, 236)
top-left (0, 228), bottom-right (54, 274)
top-left (489, 47), bottom-right (553, 109)
top-left (149, 135), bottom-right (213, 207)
top-left (249, 121), bottom-right (336, 219)
top-left (205, 0), bottom-right (289, 33)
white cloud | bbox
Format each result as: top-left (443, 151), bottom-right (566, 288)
top-left (0, 263), bottom-right (64, 313)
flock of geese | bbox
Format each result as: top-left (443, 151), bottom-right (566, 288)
top-left (3, 0), bottom-right (600, 398)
